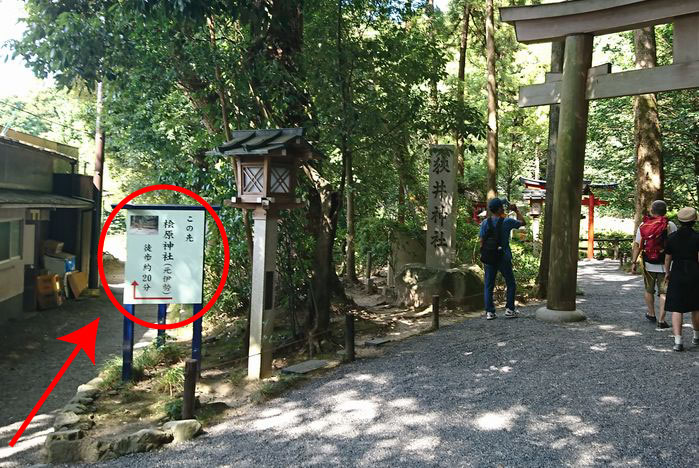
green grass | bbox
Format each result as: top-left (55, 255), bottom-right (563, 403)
top-left (229, 367), bottom-right (248, 385)
top-left (154, 367), bottom-right (185, 396)
top-left (252, 374), bottom-right (305, 403)
top-left (98, 356), bottom-right (124, 390)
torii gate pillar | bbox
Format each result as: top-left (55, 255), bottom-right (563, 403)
top-left (538, 34), bottom-right (592, 322)
top-left (501, 0), bottom-right (699, 322)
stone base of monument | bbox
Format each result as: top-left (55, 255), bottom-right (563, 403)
top-left (395, 263), bottom-right (484, 310)
top-left (535, 307), bottom-right (586, 323)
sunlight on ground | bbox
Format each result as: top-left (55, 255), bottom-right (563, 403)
top-left (0, 414), bottom-right (53, 462)
top-left (473, 405), bottom-right (526, 431)
top-left (598, 396), bottom-right (624, 405)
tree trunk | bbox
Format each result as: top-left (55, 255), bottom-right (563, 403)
top-left (485, 0), bottom-right (498, 200)
top-left (633, 27), bottom-right (663, 230)
top-left (304, 164), bottom-right (341, 334)
top-left (344, 147), bottom-right (357, 282)
top-left (537, 38), bottom-right (565, 299)
top-left (264, 0), bottom-right (341, 336)
top-left (455, 2), bottom-right (470, 178)
top-left (337, 0), bottom-right (357, 283)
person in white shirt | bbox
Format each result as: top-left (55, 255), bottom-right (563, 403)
top-left (631, 200), bottom-right (677, 329)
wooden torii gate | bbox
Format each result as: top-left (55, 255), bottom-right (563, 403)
top-left (500, 0), bottom-right (699, 322)
top-left (520, 177), bottom-right (618, 260)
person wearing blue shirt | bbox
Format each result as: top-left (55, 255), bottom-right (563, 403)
top-left (479, 198), bottom-right (526, 320)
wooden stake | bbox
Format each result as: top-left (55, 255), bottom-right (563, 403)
top-left (344, 313), bottom-right (355, 362)
top-left (432, 295), bottom-right (440, 331)
top-left (182, 359), bottom-right (198, 420)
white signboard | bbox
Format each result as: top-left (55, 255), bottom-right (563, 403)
top-left (124, 208), bottom-right (206, 305)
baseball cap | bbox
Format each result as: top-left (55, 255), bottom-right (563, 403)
top-left (488, 198), bottom-right (504, 213)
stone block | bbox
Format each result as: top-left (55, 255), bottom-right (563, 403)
top-left (389, 231), bottom-right (426, 286)
top-left (395, 264), bottom-right (484, 309)
top-left (113, 429), bottom-right (173, 455)
top-left (69, 392), bottom-right (94, 405)
top-left (75, 384), bottom-right (100, 398)
top-left (62, 403), bottom-right (88, 414)
top-left (54, 411), bottom-right (81, 430)
top-left (44, 439), bottom-right (82, 464)
top-left (364, 337), bottom-right (392, 347)
top-left (281, 360), bottom-right (328, 375)
top-left (163, 419), bottom-right (203, 443)
top-left (46, 429), bottom-right (85, 443)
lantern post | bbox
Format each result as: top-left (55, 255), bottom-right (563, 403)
top-left (215, 128), bottom-right (320, 380)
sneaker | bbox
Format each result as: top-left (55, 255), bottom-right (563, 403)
top-left (486, 312), bottom-right (497, 320)
top-left (673, 343), bottom-right (684, 352)
top-left (655, 321), bottom-right (670, 330)
top-left (504, 309), bottom-right (520, 318)
top-left (645, 314), bottom-right (657, 323)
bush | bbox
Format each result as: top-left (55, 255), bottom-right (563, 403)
top-left (99, 356), bottom-right (123, 390)
top-left (356, 217), bottom-right (424, 271)
top-left (155, 367), bottom-right (185, 396)
top-left (164, 398), bottom-right (183, 420)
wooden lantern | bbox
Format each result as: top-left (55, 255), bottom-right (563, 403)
top-left (216, 128), bottom-right (320, 210)
top-left (530, 198), bottom-right (543, 217)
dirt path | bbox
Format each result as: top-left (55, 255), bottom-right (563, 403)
top-left (0, 286), bottom-right (158, 467)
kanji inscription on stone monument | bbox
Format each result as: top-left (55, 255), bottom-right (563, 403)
top-left (426, 144), bottom-right (456, 268)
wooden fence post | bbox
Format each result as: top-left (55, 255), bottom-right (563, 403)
top-left (182, 359), bottom-right (198, 420)
top-left (365, 251), bottom-right (373, 293)
top-left (431, 295), bottom-right (440, 331)
top-left (344, 313), bottom-right (355, 362)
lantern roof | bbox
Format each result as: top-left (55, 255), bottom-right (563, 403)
top-left (215, 128), bottom-right (322, 159)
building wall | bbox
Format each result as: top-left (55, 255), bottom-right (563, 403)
top-left (0, 208), bottom-right (25, 323)
top-left (0, 141), bottom-right (55, 192)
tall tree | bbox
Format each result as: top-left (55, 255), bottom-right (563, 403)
top-left (455, 0), bottom-right (471, 178)
top-left (485, 0), bottom-right (498, 200)
top-left (537, 38), bottom-right (565, 299)
top-left (337, 0), bottom-right (358, 283)
top-left (633, 26), bottom-right (663, 229)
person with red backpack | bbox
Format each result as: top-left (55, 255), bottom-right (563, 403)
top-left (631, 200), bottom-right (677, 328)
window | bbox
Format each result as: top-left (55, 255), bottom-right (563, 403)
top-left (0, 220), bottom-right (22, 262)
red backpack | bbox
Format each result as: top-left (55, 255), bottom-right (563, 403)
top-left (639, 215), bottom-right (669, 264)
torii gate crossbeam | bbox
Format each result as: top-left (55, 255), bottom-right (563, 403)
top-left (500, 0), bottom-right (699, 322)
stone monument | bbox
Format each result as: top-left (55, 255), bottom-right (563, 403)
top-left (426, 144), bottom-right (457, 268)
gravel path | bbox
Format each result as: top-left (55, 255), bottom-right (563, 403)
top-left (0, 286), bottom-right (158, 467)
top-left (94, 260), bottom-right (698, 467)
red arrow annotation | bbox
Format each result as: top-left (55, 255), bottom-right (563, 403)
top-left (9, 318), bottom-right (100, 447)
top-left (131, 281), bottom-right (173, 300)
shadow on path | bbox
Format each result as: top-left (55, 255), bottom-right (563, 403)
top-left (98, 260), bottom-right (698, 467)
top-left (0, 286), bottom-right (157, 466)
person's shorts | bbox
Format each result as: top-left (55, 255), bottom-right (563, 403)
top-left (643, 268), bottom-right (667, 296)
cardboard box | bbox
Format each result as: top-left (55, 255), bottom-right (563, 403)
top-left (36, 274), bottom-right (63, 309)
top-left (44, 240), bottom-right (64, 255)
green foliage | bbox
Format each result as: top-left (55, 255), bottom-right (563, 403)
top-left (155, 367), bottom-right (185, 396)
top-left (98, 356), bottom-right (124, 390)
top-left (229, 368), bottom-right (248, 386)
top-left (11, 0), bottom-right (697, 319)
top-left (356, 217), bottom-right (424, 269)
top-left (253, 374), bottom-right (305, 403)
top-left (163, 398), bottom-right (183, 421)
